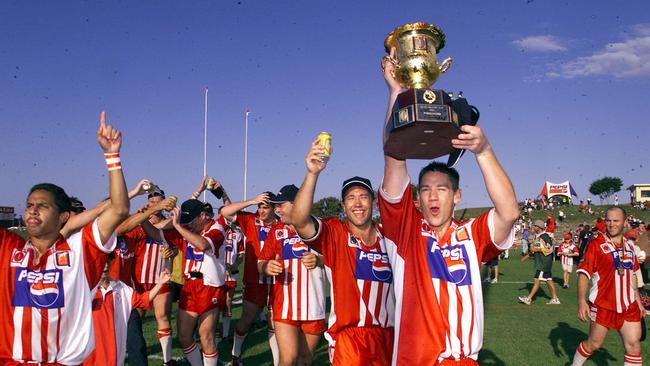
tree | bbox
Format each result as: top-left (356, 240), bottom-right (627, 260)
top-left (588, 176), bottom-right (623, 204)
top-left (312, 196), bottom-right (343, 219)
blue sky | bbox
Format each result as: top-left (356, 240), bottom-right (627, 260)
top-left (1, 0), bottom-right (649, 214)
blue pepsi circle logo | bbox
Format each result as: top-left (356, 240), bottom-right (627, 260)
top-left (371, 260), bottom-right (392, 282)
top-left (29, 281), bottom-right (60, 308)
top-left (291, 243), bottom-right (309, 258)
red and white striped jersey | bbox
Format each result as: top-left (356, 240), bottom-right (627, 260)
top-left (129, 226), bottom-right (169, 286)
top-left (224, 226), bottom-right (245, 283)
top-left (379, 183), bottom-right (513, 365)
top-left (83, 281), bottom-right (150, 366)
top-left (303, 218), bottom-right (395, 340)
top-left (234, 211), bottom-right (275, 285)
top-left (259, 224), bottom-right (326, 321)
top-left (557, 241), bottom-right (579, 266)
top-left (0, 221), bottom-right (116, 364)
top-left (577, 235), bottom-right (640, 313)
top-left (161, 217), bottom-right (226, 287)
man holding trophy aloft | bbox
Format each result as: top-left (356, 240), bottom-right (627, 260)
top-left (378, 22), bottom-right (520, 365)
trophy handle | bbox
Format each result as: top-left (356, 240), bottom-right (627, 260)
top-left (439, 57), bottom-right (452, 73)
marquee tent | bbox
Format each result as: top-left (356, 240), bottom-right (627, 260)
top-left (539, 180), bottom-right (578, 200)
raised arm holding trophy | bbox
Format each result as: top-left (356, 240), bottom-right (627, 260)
top-left (382, 21), bottom-right (479, 167)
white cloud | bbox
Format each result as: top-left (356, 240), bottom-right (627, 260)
top-left (548, 24), bottom-right (650, 79)
top-left (512, 35), bottom-right (567, 52)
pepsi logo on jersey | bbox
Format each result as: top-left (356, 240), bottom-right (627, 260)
top-left (354, 249), bottom-right (392, 283)
top-left (116, 238), bottom-right (134, 259)
top-left (13, 268), bottom-right (65, 309)
top-left (258, 226), bottom-right (270, 241)
top-left (613, 249), bottom-right (635, 270)
top-left (281, 236), bottom-right (309, 259)
top-left (185, 244), bottom-right (205, 262)
top-left (427, 238), bottom-right (472, 286)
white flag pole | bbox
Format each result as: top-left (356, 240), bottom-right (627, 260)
top-left (203, 87), bottom-right (208, 201)
top-left (244, 109), bottom-right (251, 200)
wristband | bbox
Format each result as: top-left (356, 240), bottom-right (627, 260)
top-left (104, 153), bottom-right (121, 171)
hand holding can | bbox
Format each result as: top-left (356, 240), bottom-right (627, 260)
top-left (317, 132), bottom-right (331, 161)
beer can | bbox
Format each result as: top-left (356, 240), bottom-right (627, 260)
top-left (317, 132), bottom-right (331, 160)
top-left (206, 177), bottom-right (215, 190)
top-left (168, 195), bottom-right (178, 205)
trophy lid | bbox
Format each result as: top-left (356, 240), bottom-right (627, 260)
top-left (384, 22), bottom-right (446, 53)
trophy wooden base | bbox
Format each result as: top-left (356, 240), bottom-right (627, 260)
top-left (384, 88), bottom-right (460, 160)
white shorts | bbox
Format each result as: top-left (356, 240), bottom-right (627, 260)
top-left (562, 264), bottom-right (573, 272)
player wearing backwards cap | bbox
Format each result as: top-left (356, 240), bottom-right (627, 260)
top-left (143, 199), bottom-right (228, 366)
top-left (571, 207), bottom-right (645, 366)
top-left (114, 188), bottom-right (177, 366)
top-left (557, 232), bottom-right (579, 289)
top-left (188, 177), bottom-right (244, 344)
top-left (0, 112), bottom-right (130, 365)
top-left (380, 54), bottom-right (520, 365)
top-left (82, 254), bottom-right (171, 366)
top-left (221, 192), bottom-right (280, 366)
top-left (292, 139), bottom-right (396, 365)
top-left (518, 220), bottom-right (561, 305)
top-left (257, 184), bottom-right (327, 366)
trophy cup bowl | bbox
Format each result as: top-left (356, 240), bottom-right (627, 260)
top-left (383, 22), bottom-right (477, 166)
top-left (384, 22), bottom-right (451, 89)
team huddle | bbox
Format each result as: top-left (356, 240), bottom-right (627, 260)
top-left (0, 58), bottom-right (645, 366)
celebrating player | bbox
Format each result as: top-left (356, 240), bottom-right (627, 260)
top-left (258, 184), bottom-right (327, 366)
top-left (292, 139), bottom-right (396, 365)
top-left (379, 53), bottom-right (520, 365)
top-left (221, 193), bottom-right (280, 365)
top-left (0, 111), bottom-right (130, 365)
top-left (143, 199), bottom-right (228, 366)
top-left (571, 207), bottom-right (645, 366)
top-left (114, 190), bottom-right (177, 365)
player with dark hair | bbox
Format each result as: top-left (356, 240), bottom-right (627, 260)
top-left (379, 54), bottom-right (520, 365)
top-left (0, 111), bottom-right (130, 365)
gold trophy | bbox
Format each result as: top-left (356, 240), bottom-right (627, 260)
top-left (383, 22), bottom-right (479, 166)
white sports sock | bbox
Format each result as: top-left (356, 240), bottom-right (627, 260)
top-left (624, 353), bottom-right (643, 365)
top-left (268, 329), bottom-right (279, 366)
top-left (232, 328), bottom-right (247, 357)
top-left (203, 351), bottom-right (219, 366)
top-left (571, 341), bottom-right (591, 366)
top-left (183, 343), bottom-right (202, 366)
top-left (157, 329), bottom-right (172, 363)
